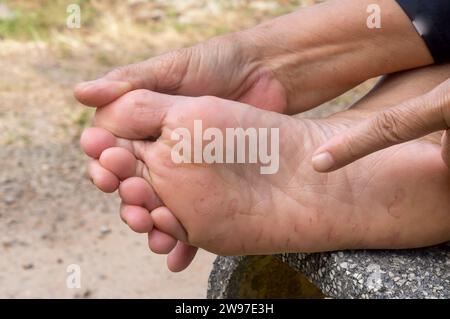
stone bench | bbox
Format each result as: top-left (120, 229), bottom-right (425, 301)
top-left (207, 244), bottom-right (449, 299)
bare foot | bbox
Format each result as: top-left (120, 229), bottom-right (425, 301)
top-left (81, 128), bottom-right (198, 272)
top-left (81, 84), bottom-right (450, 269)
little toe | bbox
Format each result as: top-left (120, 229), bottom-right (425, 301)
top-left (148, 229), bottom-right (177, 254)
top-left (120, 204), bottom-right (153, 233)
top-left (151, 206), bottom-right (188, 243)
top-left (88, 160), bottom-right (119, 193)
top-left (99, 147), bottom-right (137, 180)
top-left (119, 177), bottom-right (162, 211)
top-left (167, 242), bottom-right (198, 273)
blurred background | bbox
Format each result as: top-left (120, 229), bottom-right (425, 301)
top-left (0, 0), bottom-right (370, 298)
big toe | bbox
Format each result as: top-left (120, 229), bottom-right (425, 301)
top-left (94, 89), bottom-right (181, 140)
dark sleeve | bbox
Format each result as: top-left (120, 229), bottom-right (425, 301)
top-left (395, 0), bottom-right (450, 63)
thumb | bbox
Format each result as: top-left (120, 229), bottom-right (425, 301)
top-left (74, 49), bottom-right (190, 107)
top-left (312, 79), bottom-right (450, 172)
top-left (74, 79), bottom-right (132, 107)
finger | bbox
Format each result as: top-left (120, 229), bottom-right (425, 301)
top-left (120, 204), bottom-right (153, 233)
top-left (74, 79), bottom-right (132, 107)
top-left (87, 160), bottom-right (120, 193)
top-left (312, 80), bottom-right (450, 172)
top-left (74, 50), bottom-right (190, 107)
top-left (441, 129), bottom-right (450, 169)
top-left (151, 207), bottom-right (188, 243)
top-left (167, 242), bottom-right (198, 273)
top-left (94, 89), bottom-right (178, 139)
top-left (148, 229), bottom-right (177, 254)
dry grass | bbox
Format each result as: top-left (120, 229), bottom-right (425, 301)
top-left (0, 0), bottom-right (366, 144)
top-left (1, 1), bottom-right (324, 64)
top-left (0, 1), bottom-right (375, 298)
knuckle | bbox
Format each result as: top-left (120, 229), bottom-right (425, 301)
top-left (430, 79), bottom-right (450, 125)
top-left (372, 109), bottom-right (408, 144)
top-left (338, 132), bottom-right (360, 159)
top-left (154, 48), bottom-right (192, 91)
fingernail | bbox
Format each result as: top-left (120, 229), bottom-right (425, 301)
top-left (76, 79), bottom-right (131, 92)
top-left (76, 79), bottom-right (102, 91)
top-left (312, 152), bottom-right (335, 172)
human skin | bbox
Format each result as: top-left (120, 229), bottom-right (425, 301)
top-left (312, 78), bottom-right (450, 172)
top-left (75, 0), bottom-right (440, 271)
top-left (80, 64), bottom-right (450, 271)
top-left (75, 0), bottom-right (433, 115)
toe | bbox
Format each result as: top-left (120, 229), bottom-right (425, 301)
top-left (94, 89), bottom-right (180, 139)
top-left (120, 204), bottom-right (153, 233)
top-left (148, 229), bottom-right (177, 254)
top-left (80, 127), bottom-right (116, 159)
top-left (88, 160), bottom-right (120, 193)
top-left (81, 127), bottom-right (148, 161)
top-left (151, 206), bottom-right (188, 242)
top-left (167, 242), bottom-right (198, 273)
top-left (119, 177), bottom-right (162, 211)
top-left (99, 147), bottom-right (137, 180)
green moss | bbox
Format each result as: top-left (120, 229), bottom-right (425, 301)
top-left (234, 256), bottom-right (325, 299)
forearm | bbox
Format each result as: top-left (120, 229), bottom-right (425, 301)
top-left (240, 0), bottom-right (433, 114)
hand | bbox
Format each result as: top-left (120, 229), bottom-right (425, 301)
top-left (312, 79), bottom-right (450, 172)
top-left (74, 33), bottom-right (289, 113)
top-left (74, 0), bottom-right (433, 115)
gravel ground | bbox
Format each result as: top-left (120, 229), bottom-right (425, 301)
top-left (0, 39), bottom-right (215, 299)
top-left (0, 1), bottom-right (301, 298)
top-left (0, 143), bottom-right (215, 298)
top-left (0, 0), bottom-right (363, 298)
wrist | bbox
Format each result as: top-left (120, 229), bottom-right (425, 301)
top-left (238, 0), bottom-right (434, 113)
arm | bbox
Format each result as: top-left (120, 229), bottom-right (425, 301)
top-left (243, 0), bottom-right (434, 113)
top-left (75, 0), bottom-right (434, 114)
